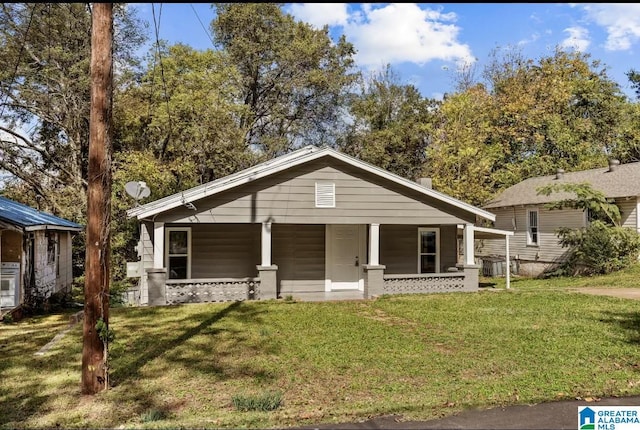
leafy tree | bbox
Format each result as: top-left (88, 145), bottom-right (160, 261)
top-left (536, 182), bottom-right (640, 275)
top-left (339, 65), bottom-right (434, 180)
top-left (627, 68), bottom-right (640, 100)
top-left (114, 43), bottom-right (254, 184)
top-left (211, 3), bottom-right (358, 157)
top-left (609, 102), bottom-right (640, 163)
top-left (424, 84), bottom-right (500, 206)
top-left (537, 182), bottom-right (621, 226)
top-left (484, 47), bottom-right (626, 190)
top-left (0, 3), bottom-right (145, 221)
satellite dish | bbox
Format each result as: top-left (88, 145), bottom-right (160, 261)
top-left (125, 181), bottom-right (151, 205)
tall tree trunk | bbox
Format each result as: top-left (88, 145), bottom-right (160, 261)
top-left (82, 2), bottom-right (112, 395)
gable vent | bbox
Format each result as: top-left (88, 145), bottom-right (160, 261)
top-left (315, 182), bottom-right (335, 208)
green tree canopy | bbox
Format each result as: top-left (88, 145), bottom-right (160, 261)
top-left (339, 65), bottom-right (434, 180)
top-left (0, 3), bottom-right (145, 221)
top-left (114, 42), bottom-right (254, 184)
top-left (484, 47), bottom-right (626, 191)
top-left (211, 2), bottom-right (358, 157)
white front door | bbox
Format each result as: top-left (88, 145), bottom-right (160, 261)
top-left (327, 225), bottom-right (364, 290)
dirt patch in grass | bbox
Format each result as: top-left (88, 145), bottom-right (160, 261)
top-left (570, 288), bottom-right (640, 300)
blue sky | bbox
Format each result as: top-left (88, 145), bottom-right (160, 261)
top-left (133, 3), bottom-right (639, 100)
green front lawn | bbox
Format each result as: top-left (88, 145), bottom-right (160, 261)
top-left (1, 270), bottom-right (640, 428)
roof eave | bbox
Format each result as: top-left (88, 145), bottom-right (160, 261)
top-left (130, 147), bottom-right (496, 222)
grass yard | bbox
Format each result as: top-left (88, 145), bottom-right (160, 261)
top-left (2, 271), bottom-right (640, 428)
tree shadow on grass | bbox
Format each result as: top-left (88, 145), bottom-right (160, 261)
top-left (598, 310), bottom-right (640, 345)
top-left (109, 300), bottom-right (275, 386)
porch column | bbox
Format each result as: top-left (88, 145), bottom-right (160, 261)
top-left (261, 221), bottom-right (272, 267)
top-left (257, 265), bottom-right (278, 300)
top-left (146, 268), bottom-right (167, 306)
top-left (363, 265), bottom-right (386, 299)
top-left (463, 223), bottom-right (475, 266)
top-left (369, 223), bottom-right (380, 266)
top-left (153, 222), bottom-right (164, 268)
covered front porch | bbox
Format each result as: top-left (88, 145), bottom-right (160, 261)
top-left (141, 221), bottom-right (482, 305)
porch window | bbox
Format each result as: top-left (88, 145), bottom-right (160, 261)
top-left (418, 227), bottom-right (440, 273)
top-left (527, 209), bottom-right (539, 246)
top-left (165, 227), bottom-right (191, 279)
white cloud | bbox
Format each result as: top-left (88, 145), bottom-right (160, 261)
top-left (578, 4), bottom-right (640, 51)
top-left (288, 3), bottom-right (474, 70)
top-left (287, 3), bottom-right (349, 28)
top-left (560, 26), bottom-right (590, 52)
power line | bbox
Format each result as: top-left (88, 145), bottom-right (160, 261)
top-left (189, 3), bottom-right (215, 47)
top-left (151, 3), bottom-right (174, 157)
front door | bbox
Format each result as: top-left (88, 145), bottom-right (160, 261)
top-left (328, 225), bottom-right (363, 290)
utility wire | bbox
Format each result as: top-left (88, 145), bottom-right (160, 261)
top-left (189, 3), bottom-right (215, 47)
top-left (151, 3), bottom-right (174, 157)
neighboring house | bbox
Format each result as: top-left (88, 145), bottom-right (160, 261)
top-left (0, 196), bottom-right (83, 313)
top-left (126, 145), bottom-right (499, 305)
top-left (478, 159), bottom-right (640, 277)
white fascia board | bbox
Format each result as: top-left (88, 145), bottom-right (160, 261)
top-left (328, 150), bottom-right (496, 222)
top-left (23, 224), bottom-right (84, 232)
top-left (129, 145), bottom-right (496, 222)
top-left (127, 146), bottom-right (320, 219)
top-left (471, 226), bottom-right (514, 237)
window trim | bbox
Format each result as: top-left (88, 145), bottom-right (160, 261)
top-left (165, 227), bottom-right (192, 279)
top-left (526, 208), bottom-right (539, 246)
top-left (418, 227), bottom-right (440, 273)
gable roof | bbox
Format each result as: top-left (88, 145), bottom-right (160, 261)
top-left (127, 145), bottom-right (496, 222)
top-left (484, 161), bottom-right (640, 209)
top-left (0, 196), bottom-right (83, 232)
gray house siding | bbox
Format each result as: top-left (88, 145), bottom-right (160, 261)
top-left (380, 224), bottom-right (458, 274)
top-left (479, 206), bottom-right (584, 263)
top-left (617, 198), bottom-right (638, 230)
top-left (191, 224), bottom-right (260, 278)
top-left (273, 224), bottom-right (325, 293)
top-left (152, 158), bottom-right (474, 225)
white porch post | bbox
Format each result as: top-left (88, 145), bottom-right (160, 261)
top-left (505, 234), bottom-right (511, 289)
top-left (369, 223), bottom-right (380, 266)
top-left (153, 222), bottom-right (164, 268)
top-left (463, 223), bottom-right (475, 266)
top-left (261, 221), bottom-right (272, 267)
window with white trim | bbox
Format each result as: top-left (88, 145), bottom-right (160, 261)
top-left (418, 227), bottom-right (440, 273)
top-left (527, 209), bottom-right (539, 246)
top-left (315, 182), bottom-right (335, 208)
top-left (165, 227), bottom-right (191, 279)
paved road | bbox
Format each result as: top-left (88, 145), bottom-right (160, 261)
top-left (299, 396), bottom-right (640, 429)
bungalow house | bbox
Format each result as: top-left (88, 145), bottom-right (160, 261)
top-left (126, 146), bottom-right (499, 305)
top-left (0, 196), bottom-right (83, 315)
top-left (478, 159), bottom-right (640, 277)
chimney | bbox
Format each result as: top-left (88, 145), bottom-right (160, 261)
top-left (608, 159), bottom-right (620, 172)
top-left (555, 168), bottom-right (564, 180)
top-left (417, 177), bottom-right (432, 189)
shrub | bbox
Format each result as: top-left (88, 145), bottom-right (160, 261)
top-left (231, 390), bottom-right (283, 412)
top-left (556, 220), bottom-right (640, 275)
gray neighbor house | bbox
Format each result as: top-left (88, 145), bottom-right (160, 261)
top-left (478, 159), bottom-right (640, 277)
top-left (126, 145), bottom-right (504, 305)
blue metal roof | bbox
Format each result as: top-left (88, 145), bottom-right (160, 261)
top-left (0, 196), bottom-right (83, 231)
